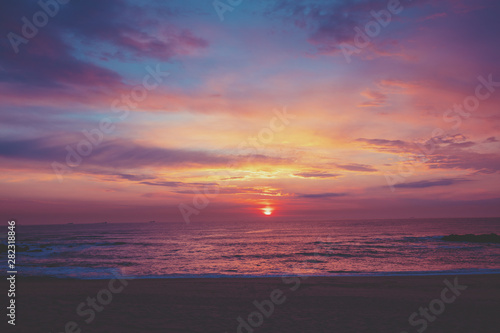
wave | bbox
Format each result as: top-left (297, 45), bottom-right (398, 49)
top-left (295, 252), bottom-right (355, 258)
top-left (441, 233), bottom-right (500, 243)
top-left (3, 268), bottom-right (500, 280)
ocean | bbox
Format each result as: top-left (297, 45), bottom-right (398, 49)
top-left (9, 218), bottom-right (500, 279)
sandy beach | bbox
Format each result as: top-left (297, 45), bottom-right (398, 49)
top-left (4, 274), bottom-right (499, 333)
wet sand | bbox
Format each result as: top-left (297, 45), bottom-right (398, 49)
top-left (4, 274), bottom-right (500, 332)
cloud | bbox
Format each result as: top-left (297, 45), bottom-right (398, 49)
top-left (0, 136), bottom-right (290, 175)
top-left (175, 186), bottom-right (289, 197)
top-left (140, 181), bottom-right (218, 188)
top-left (392, 178), bottom-right (472, 189)
top-left (266, 0), bottom-right (379, 53)
top-left (220, 176), bottom-right (245, 181)
top-left (355, 136), bottom-right (500, 174)
top-left (335, 163), bottom-right (377, 172)
top-left (425, 149), bottom-right (500, 174)
top-left (115, 173), bottom-right (156, 181)
top-left (356, 135), bottom-right (475, 155)
top-left (446, 141), bottom-right (476, 148)
top-left (355, 138), bottom-right (410, 153)
top-left (0, 0), bottom-right (208, 104)
top-left (265, 0), bottom-right (429, 55)
top-left (418, 12), bottom-right (448, 22)
top-left (293, 171), bottom-right (341, 178)
top-left (438, 134), bottom-right (467, 144)
top-left (0, 136), bottom-right (225, 166)
top-left (297, 192), bottom-right (347, 199)
top-left (358, 90), bottom-right (387, 107)
top-left (484, 137), bottom-right (498, 143)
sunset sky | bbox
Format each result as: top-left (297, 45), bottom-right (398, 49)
top-left (1, 0), bottom-right (499, 224)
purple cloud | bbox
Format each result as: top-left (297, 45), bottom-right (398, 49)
top-left (293, 171), bottom-right (341, 178)
top-left (336, 163), bottom-right (377, 172)
top-left (393, 178), bottom-right (473, 189)
top-left (298, 192), bottom-right (347, 199)
top-left (0, 0), bottom-right (208, 100)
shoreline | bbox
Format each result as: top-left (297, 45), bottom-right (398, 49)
top-left (9, 268), bottom-right (500, 280)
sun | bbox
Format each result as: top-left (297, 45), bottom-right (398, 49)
top-left (262, 207), bottom-right (273, 216)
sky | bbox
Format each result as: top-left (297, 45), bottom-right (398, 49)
top-left (0, 0), bottom-right (499, 224)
